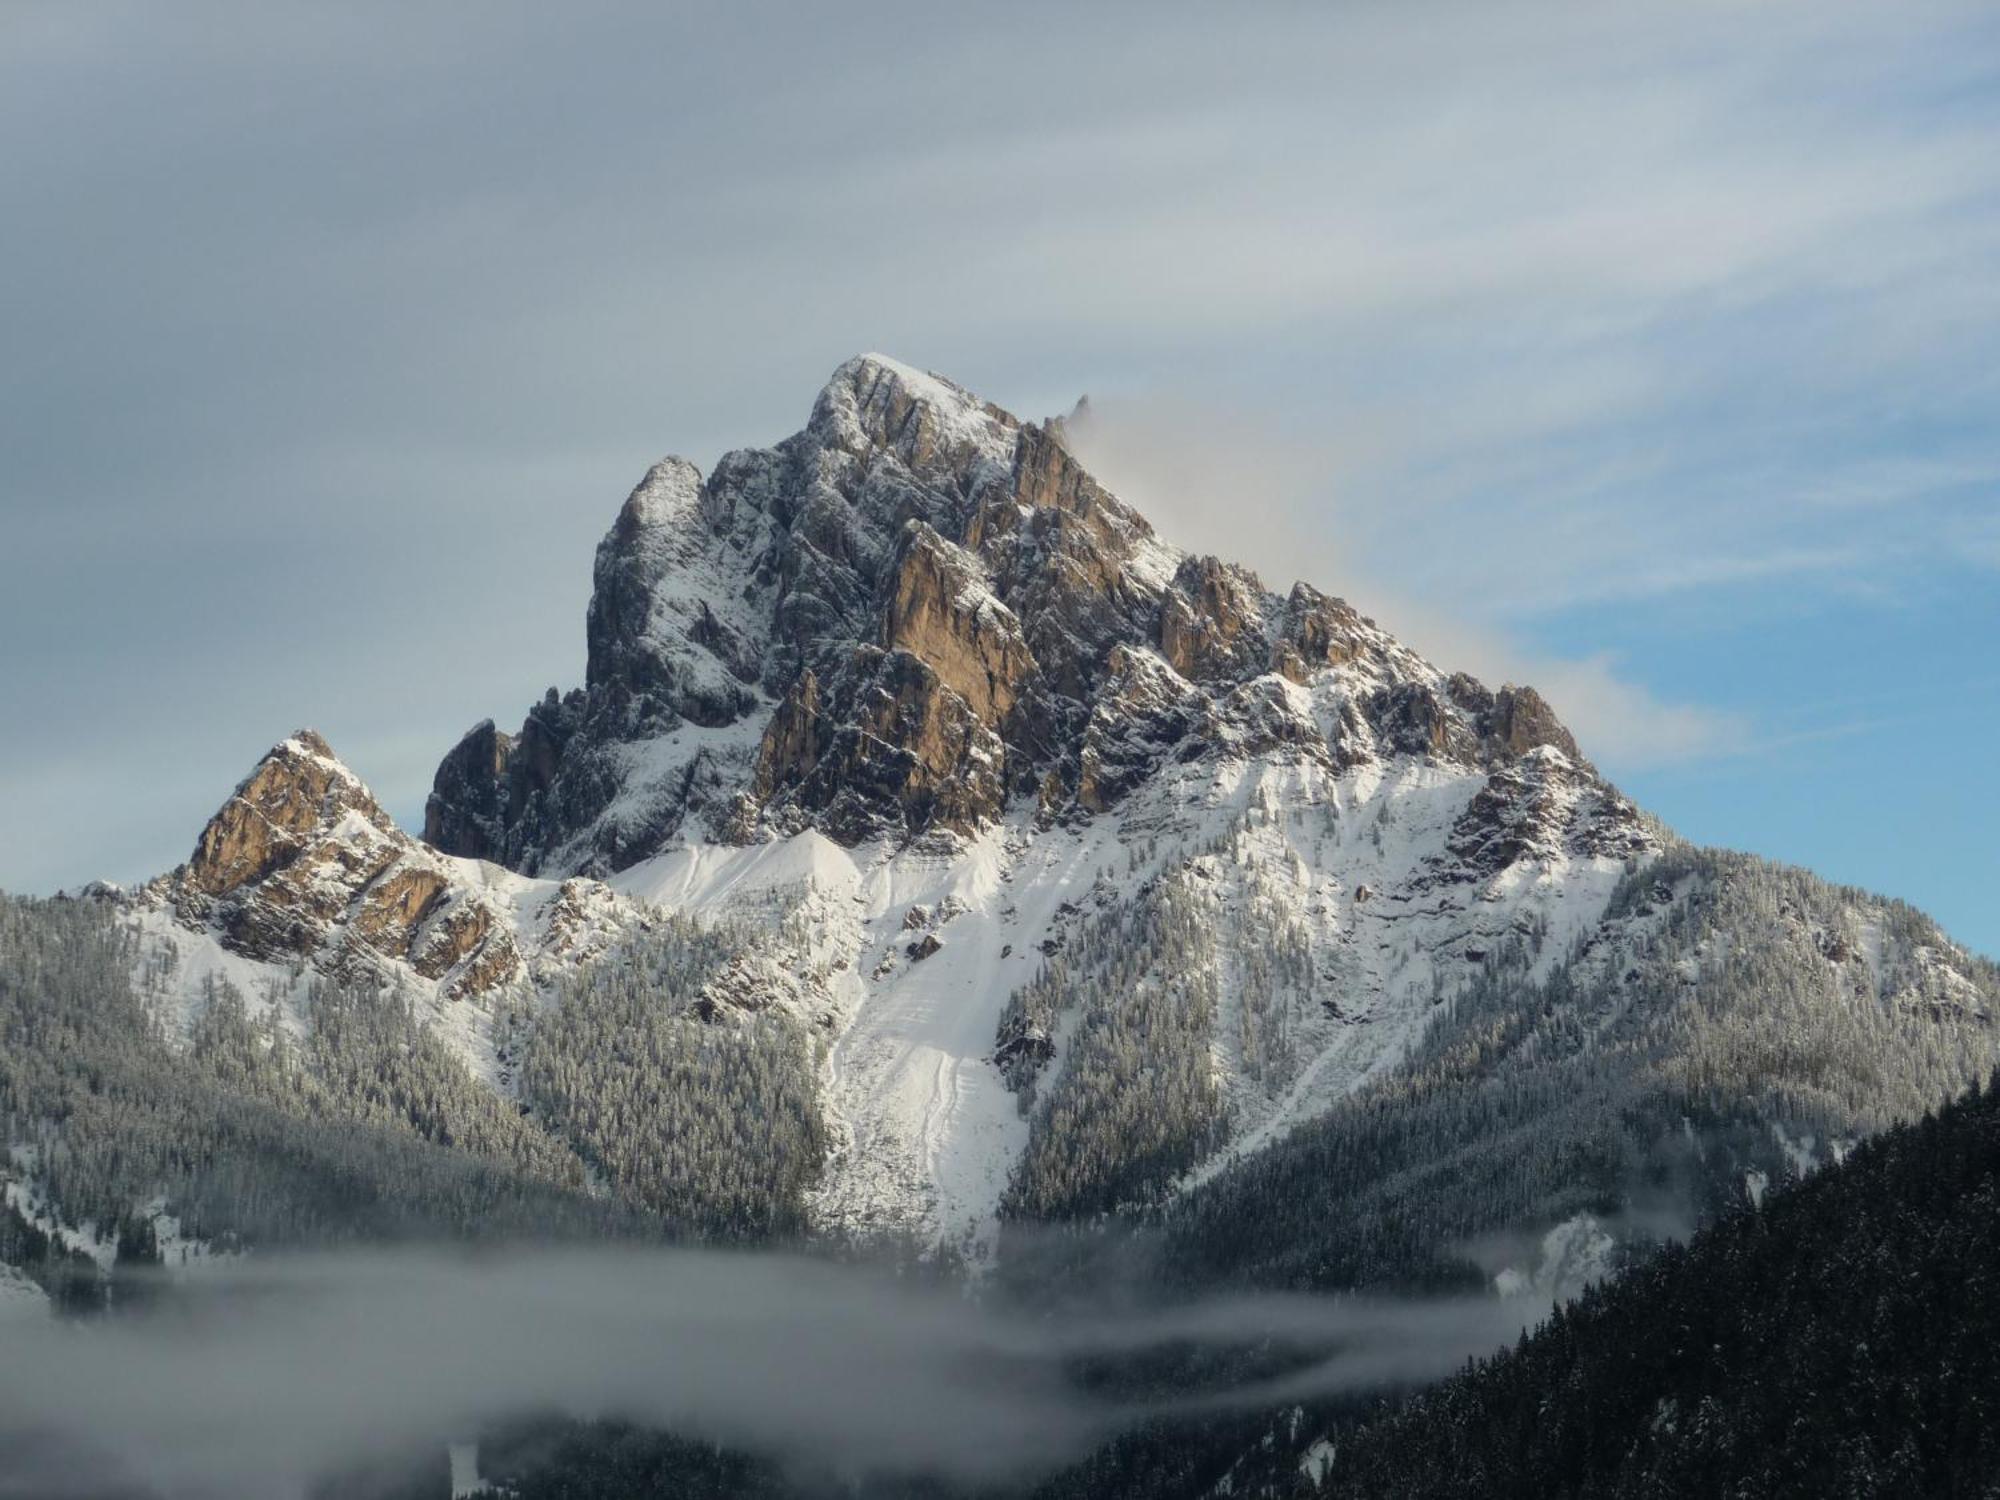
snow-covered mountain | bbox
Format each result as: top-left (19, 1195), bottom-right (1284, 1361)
top-left (425, 354), bottom-right (1639, 875)
top-left (416, 353), bottom-right (1660, 1257)
top-left (74, 355), bottom-right (1999, 1275)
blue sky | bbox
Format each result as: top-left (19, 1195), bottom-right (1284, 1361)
top-left (2, 1), bottom-right (1995, 954)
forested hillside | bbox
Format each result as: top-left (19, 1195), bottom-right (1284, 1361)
top-left (0, 891), bottom-right (828, 1312)
top-left (0, 894), bottom-right (636, 1304)
top-left (1158, 844), bottom-right (2000, 1294)
top-left (442, 1061), bottom-right (2000, 1499)
top-left (522, 920), bottom-right (827, 1240)
top-left (999, 867), bottom-right (1227, 1221)
top-left (1277, 1064), bottom-right (2000, 1497)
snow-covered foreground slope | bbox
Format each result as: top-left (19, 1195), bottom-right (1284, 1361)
top-left (617, 820), bottom-right (1129, 1258)
top-left (611, 730), bottom-right (1641, 1257)
top-left (102, 729), bottom-right (1993, 1282)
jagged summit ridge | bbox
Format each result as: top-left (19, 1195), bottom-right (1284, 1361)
top-left (812, 353), bottom-right (1022, 473)
top-left (425, 354), bottom-right (1618, 877)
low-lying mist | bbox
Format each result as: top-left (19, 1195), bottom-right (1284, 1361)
top-left (0, 1246), bottom-right (1546, 1498)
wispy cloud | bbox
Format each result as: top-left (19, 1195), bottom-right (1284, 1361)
top-left (1065, 397), bottom-right (1750, 768)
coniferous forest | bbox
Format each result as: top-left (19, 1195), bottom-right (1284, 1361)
top-left (1280, 1068), bottom-right (2000, 1498)
top-left (0, 891), bottom-right (829, 1309)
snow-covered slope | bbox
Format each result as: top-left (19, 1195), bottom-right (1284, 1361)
top-left (121, 730), bottom-right (648, 1091)
top-left (111, 724), bottom-right (1645, 1261)
top-left (614, 817), bottom-right (1135, 1258)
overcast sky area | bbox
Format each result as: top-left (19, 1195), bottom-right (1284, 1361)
top-left (3, 1), bottom-right (1996, 954)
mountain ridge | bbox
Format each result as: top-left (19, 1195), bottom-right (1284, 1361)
top-left (47, 354), bottom-right (1999, 1271)
top-left (423, 353), bottom-right (1626, 877)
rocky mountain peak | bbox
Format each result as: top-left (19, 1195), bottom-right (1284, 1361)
top-left (424, 356), bottom-right (1638, 877)
top-left (185, 730), bottom-right (392, 898)
top-left (809, 353), bottom-right (1021, 477)
top-left (157, 732), bottom-right (634, 1003)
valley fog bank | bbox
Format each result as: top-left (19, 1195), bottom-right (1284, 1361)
top-left (0, 1246), bottom-right (1541, 1498)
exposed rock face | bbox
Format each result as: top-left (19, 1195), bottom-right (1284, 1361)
top-left (422, 718), bottom-right (512, 858)
top-left (1450, 677), bottom-right (1583, 764)
top-left (586, 456), bottom-right (763, 731)
top-left (1438, 744), bottom-right (1651, 882)
top-left (424, 353), bottom-right (1643, 875)
top-left (1159, 555), bottom-right (1269, 682)
top-left (1076, 645), bottom-right (1205, 812)
top-left (881, 523), bottom-right (1035, 726)
top-left (186, 729), bottom-right (394, 897)
top-left (1273, 583), bottom-right (1368, 682)
top-left (749, 645), bottom-right (1010, 843)
top-left (156, 732), bottom-right (634, 1001)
